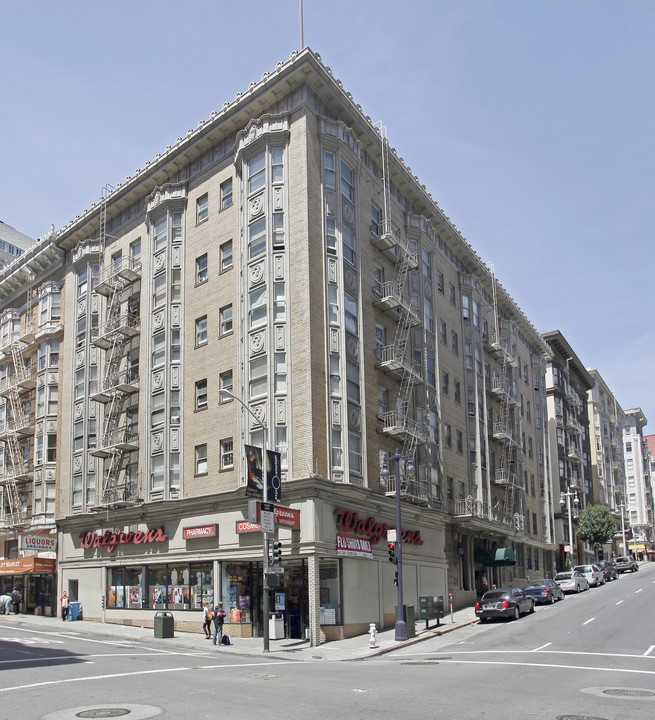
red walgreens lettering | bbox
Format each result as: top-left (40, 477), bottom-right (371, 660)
top-left (79, 527), bottom-right (167, 553)
top-left (335, 508), bottom-right (423, 546)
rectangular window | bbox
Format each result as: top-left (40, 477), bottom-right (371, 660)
top-left (171, 269), bottom-right (181, 301)
top-left (328, 285), bottom-right (338, 324)
top-left (75, 369), bottom-right (85, 400)
top-left (47, 433), bottom-right (57, 462)
top-left (196, 194), bottom-right (208, 224)
top-left (151, 454), bottom-right (165, 489)
top-left (154, 216), bottom-right (167, 250)
top-left (424, 299), bottom-right (433, 335)
top-left (219, 305), bottom-right (233, 336)
top-left (274, 283), bottom-right (286, 322)
top-left (249, 286), bottom-right (267, 328)
top-left (220, 438), bottom-right (234, 469)
top-left (152, 332), bottom-right (166, 367)
top-left (272, 213), bottom-right (285, 249)
top-left (153, 273), bottom-right (166, 307)
top-left (221, 178), bottom-right (233, 209)
top-left (426, 354), bottom-right (436, 388)
top-left (456, 430), bottom-right (463, 454)
top-left (341, 161), bottom-right (354, 201)
top-left (248, 152), bottom-right (266, 194)
top-left (220, 240), bottom-right (233, 271)
top-left (439, 321), bottom-right (447, 345)
top-left (78, 268), bottom-right (88, 297)
top-left (324, 151), bottom-right (336, 188)
top-left (444, 425), bottom-right (452, 448)
top-left (274, 353), bottom-right (287, 394)
top-left (348, 432), bottom-right (362, 474)
top-left (249, 355), bottom-right (267, 397)
top-left (422, 248), bottom-right (431, 279)
top-left (442, 372), bottom-right (449, 395)
top-left (437, 273), bottom-right (444, 294)
top-left (346, 360), bottom-right (360, 403)
top-left (249, 217), bottom-right (267, 259)
top-left (76, 316), bottom-right (86, 348)
top-left (451, 331), bottom-right (458, 354)
top-left (371, 205), bottom-right (380, 235)
top-left (342, 226), bottom-right (355, 265)
top-left (272, 146), bottom-right (284, 183)
top-left (195, 316), bottom-right (208, 346)
top-left (196, 254), bottom-right (208, 284)
top-left (195, 379), bottom-right (208, 410)
top-left (151, 392), bottom-right (165, 427)
top-left (326, 217), bottom-right (337, 254)
top-left (219, 370), bottom-right (233, 400)
top-left (344, 292), bottom-right (358, 334)
top-left (195, 444), bottom-right (208, 475)
top-left (329, 355), bottom-right (341, 394)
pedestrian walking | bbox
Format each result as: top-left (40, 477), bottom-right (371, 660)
top-left (10, 588), bottom-right (22, 614)
top-left (38, 591), bottom-right (47, 616)
top-left (212, 602), bottom-right (226, 645)
top-left (60, 591), bottom-right (70, 621)
top-left (202, 601), bottom-right (212, 639)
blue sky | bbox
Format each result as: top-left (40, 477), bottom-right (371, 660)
top-left (2, 0), bottom-right (653, 430)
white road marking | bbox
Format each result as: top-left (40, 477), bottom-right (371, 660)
top-left (533, 643), bottom-right (552, 651)
top-left (644, 645), bottom-right (655, 657)
top-left (427, 659), bottom-right (655, 676)
top-left (635, 589), bottom-right (643, 593)
top-left (583, 617), bottom-right (595, 625)
top-left (616, 600), bottom-right (624, 605)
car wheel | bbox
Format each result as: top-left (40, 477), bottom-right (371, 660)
top-left (559, 592), bottom-right (564, 601)
top-left (479, 617), bottom-right (488, 624)
top-left (529, 601), bottom-right (535, 614)
top-left (512, 606), bottom-right (520, 621)
top-left (549, 594), bottom-right (555, 605)
top-left (576, 584), bottom-right (581, 593)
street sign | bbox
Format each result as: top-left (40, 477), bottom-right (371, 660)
top-left (261, 510), bottom-right (275, 533)
top-left (266, 565), bottom-right (284, 574)
top-left (387, 528), bottom-right (397, 543)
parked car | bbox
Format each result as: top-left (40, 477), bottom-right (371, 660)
top-left (614, 556), bottom-right (639, 573)
top-left (573, 564), bottom-right (605, 587)
top-left (475, 587), bottom-right (535, 623)
top-left (554, 570), bottom-right (589, 593)
top-left (596, 560), bottom-right (618, 581)
top-left (523, 578), bottom-right (565, 604)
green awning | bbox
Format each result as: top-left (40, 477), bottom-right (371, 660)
top-left (493, 548), bottom-right (516, 566)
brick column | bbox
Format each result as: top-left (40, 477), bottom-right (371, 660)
top-left (307, 553), bottom-right (321, 646)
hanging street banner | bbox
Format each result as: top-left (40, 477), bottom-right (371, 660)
top-left (244, 444), bottom-right (282, 502)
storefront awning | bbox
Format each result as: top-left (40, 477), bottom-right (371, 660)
top-left (490, 548), bottom-right (516, 566)
top-left (0, 557), bottom-right (56, 575)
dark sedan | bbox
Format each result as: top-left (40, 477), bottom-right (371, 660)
top-left (475, 587), bottom-right (535, 623)
top-left (596, 560), bottom-right (618, 581)
top-left (524, 578), bottom-right (565, 604)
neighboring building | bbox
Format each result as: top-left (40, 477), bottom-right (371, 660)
top-left (0, 222), bottom-right (36, 271)
top-left (542, 331), bottom-right (594, 569)
top-left (586, 369), bottom-right (626, 557)
top-left (644, 434), bottom-right (655, 556)
top-left (0, 225), bottom-right (64, 610)
top-left (623, 408), bottom-right (652, 558)
top-left (1, 48), bottom-right (555, 640)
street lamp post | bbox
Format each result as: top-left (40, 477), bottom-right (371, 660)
top-left (560, 487), bottom-right (579, 567)
top-left (618, 503), bottom-right (627, 556)
top-left (220, 388), bottom-right (269, 653)
top-left (382, 448), bottom-right (414, 643)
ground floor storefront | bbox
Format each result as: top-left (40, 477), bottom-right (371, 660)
top-left (0, 557), bottom-right (57, 615)
top-left (57, 478), bottom-right (449, 646)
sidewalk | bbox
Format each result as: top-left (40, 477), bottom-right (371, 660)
top-left (2, 605), bottom-right (479, 662)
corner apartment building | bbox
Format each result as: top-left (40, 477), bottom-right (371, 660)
top-left (623, 408), bottom-right (652, 556)
top-left (542, 331), bottom-right (594, 568)
top-left (1, 48), bottom-right (555, 640)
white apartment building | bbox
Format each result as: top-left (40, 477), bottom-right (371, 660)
top-left (0, 221), bottom-right (35, 271)
top-left (1, 48), bottom-right (556, 641)
top-left (623, 408), bottom-right (652, 556)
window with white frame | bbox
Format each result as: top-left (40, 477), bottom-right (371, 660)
top-left (195, 379), bottom-right (208, 410)
top-left (249, 286), bottom-right (267, 328)
top-left (153, 272), bottom-right (166, 307)
top-left (328, 285), bottom-right (338, 323)
top-left (272, 146), bottom-right (284, 182)
top-left (346, 360), bottom-right (360, 403)
top-left (324, 151), bottom-right (336, 188)
top-left (220, 438), bottom-right (234, 469)
top-left (274, 353), bottom-right (287, 394)
top-left (249, 355), bottom-right (267, 398)
top-left (152, 332), bottom-right (166, 367)
top-left (424, 299), bottom-right (433, 335)
top-left (196, 254), bottom-right (208, 284)
top-left (220, 178), bottom-right (233, 209)
top-left (348, 431), bottom-right (362, 474)
top-left (195, 444), bottom-right (208, 475)
top-left (219, 305), bottom-right (233, 336)
top-left (344, 291), bottom-right (358, 334)
top-left (248, 152), bottom-right (266, 193)
top-left (219, 370), bottom-right (233, 400)
top-left (220, 239), bottom-right (233, 271)
top-left (329, 355), bottom-right (340, 394)
top-left (195, 316), bottom-right (208, 346)
top-left (151, 392), bottom-right (165, 427)
top-left (153, 216), bottom-right (167, 250)
top-left (196, 194), bottom-right (208, 224)
top-left (273, 283), bottom-right (286, 322)
top-left (342, 226), bottom-right (355, 265)
top-left (326, 217), bottom-right (337, 254)
top-left (422, 248), bottom-right (431, 279)
top-left (375, 325), bottom-right (386, 360)
top-left (249, 217), bottom-right (266, 259)
top-left (272, 213), bottom-right (285, 249)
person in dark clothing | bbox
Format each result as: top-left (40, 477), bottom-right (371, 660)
top-left (212, 602), bottom-right (226, 645)
top-left (10, 588), bottom-right (22, 614)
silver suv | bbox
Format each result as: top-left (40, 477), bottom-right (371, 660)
top-left (573, 564), bottom-right (605, 587)
top-left (614, 556), bottom-right (639, 573)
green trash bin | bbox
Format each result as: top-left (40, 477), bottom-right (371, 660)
top-left (154, 611), bottom-right (174, 638)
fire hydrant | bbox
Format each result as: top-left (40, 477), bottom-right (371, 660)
top-left (369, 623), bottom-right (378, 648)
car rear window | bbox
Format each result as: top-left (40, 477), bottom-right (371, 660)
top-left (554, 573), bottom-right (571, 580)
top-left (482, 592), bottom-right (506, 600)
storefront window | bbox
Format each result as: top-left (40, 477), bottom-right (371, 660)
top-left (107, 564), bottom-right (212, 610)
top-left (223, 562), bottom-right (252, 624)
top-left (319, 558), bottom-right (341, 626)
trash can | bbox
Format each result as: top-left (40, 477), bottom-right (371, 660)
top-left (154, 611), bottom-right (174, 638)
top-left (269, 612), bottom-right (285, 640)
top-left (68, 601), bottom-right (82, 621)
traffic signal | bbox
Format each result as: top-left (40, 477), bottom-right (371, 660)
top-left (388, 543), bottom-right (397, 564)
top-left (272, 540), bottom-right (283, 565)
